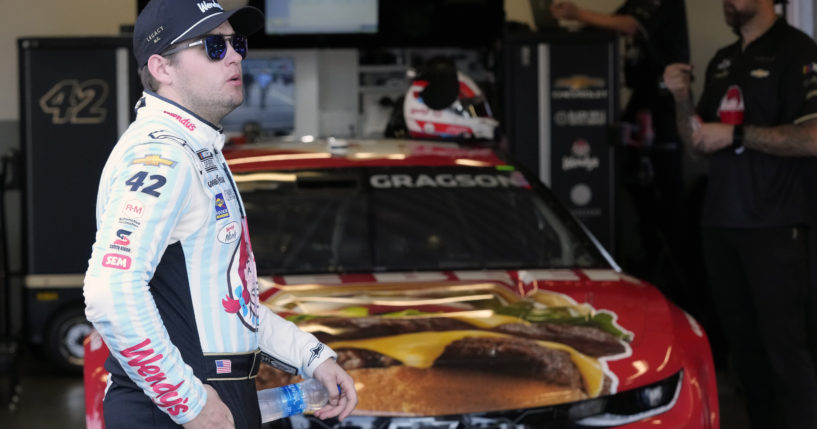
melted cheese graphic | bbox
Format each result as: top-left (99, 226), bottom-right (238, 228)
top-left (329, 330), bottom-right (604, 396)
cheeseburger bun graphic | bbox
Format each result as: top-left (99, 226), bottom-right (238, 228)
top-left (256, 282), bottom-right (633, 416)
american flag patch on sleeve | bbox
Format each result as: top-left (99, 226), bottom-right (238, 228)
top-left (215, 359), bottom-right (231, 374)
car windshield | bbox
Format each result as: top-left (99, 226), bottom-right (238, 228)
top-left (236, 166), bottom-right (607, 275)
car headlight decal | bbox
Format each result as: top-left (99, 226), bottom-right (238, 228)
top-left (574, 370), bottom-right (683, 426)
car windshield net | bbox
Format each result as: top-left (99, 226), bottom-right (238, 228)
top-left (236, 166), bottom-right (606, 275)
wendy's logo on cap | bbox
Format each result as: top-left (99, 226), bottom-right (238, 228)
top-left (133, 0), bottom-right (263, 66)
top-left (197, 1), bottom-right (223, 13)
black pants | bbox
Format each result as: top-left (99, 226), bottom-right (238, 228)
top-left (104, 373), bottom-right (262, 428)
top-left (702, 226), bottom-right (817, 429)
top-left (620, 145), bottom-right (687, 299)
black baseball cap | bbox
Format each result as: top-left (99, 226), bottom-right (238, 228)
top-left (134, 0), bottom-right (264, 66)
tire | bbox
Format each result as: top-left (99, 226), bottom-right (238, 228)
top-left (45, 306), bottom-right (94, 373)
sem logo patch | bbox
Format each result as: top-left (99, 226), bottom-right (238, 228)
top-left (214, 193), bottom-right (230, 220)
top-left (102, 253), bottom-right (132, 270)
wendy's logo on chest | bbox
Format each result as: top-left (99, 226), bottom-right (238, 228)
top-left (221, 219), bottom-right (259, 331)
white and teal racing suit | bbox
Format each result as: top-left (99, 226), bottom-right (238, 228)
top-left (83, 91), bottom-right (335, 427)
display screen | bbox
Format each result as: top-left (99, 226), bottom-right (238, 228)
top-left (264, 0), bottom-right (378, 35)
top-left (222, 56), bottom-right (295, 135)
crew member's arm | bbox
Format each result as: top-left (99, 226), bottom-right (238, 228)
top-left (256, 305), bottom-right (358, 420)
top-left (84, 140), bottom-right (220, 426)
top-left (667, 46), bottom-right (817, 156)
top-left (689, 120), bottom-right (817, 156)
top-left (550, 1), bottom-right (638, 36)
top-left (663, 63), bottom-right (699, 157)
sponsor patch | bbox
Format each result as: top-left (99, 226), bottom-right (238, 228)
top-left (218, 221), bottom-right (240, 244)
top-left (718, 85), bottom-right (745, 125)
top-left (163, 110), bottom-right (196, 131)
top-left (308, 343), bottom-right (325, 367)
top-left (207, 175), bottom-right (226, 188)
top-left (119, 200), bottom-right (145, 228)
top-left (109, 229), bottom-right (133, 253)
top-left (553, 75), bottom-right (608, 100)
top-left (122, 200), bottom-right (145, 219)
top-left (196, 149), bottom-right (218, 172)
top-left (750, 69), bottom-right (769, 78)
top-left (214, 193), bottom-right (230, 220)
top-left (132, 155), bottom-right (177, 168)
top-left (554, 110), bottom-right (607, 126)
top-left (114, 229), bottom-right (132, 246)
top-left (562, 139), bottom-right (600, 172)
top-left (102, 253), bottom-right (132, 270)
top-left (121, 338), bottom-right (189, 416)
top-left (570, 183), bottom-right (593, 206)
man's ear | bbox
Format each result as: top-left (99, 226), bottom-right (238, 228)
top-left (147, 54), bottom-right (174, 86)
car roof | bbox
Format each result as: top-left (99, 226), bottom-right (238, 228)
top-left (222, 138), bottom-right (507, 172)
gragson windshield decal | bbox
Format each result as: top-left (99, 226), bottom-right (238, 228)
top-left (257, 283), bottom-right (633, 416)
top-left (369, 172), bottom-right (529, 189)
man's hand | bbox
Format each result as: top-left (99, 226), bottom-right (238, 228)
top-left (663, 63), bottom-right (693, 100)
top-left (182, 384), bottom-right (235, 429)
top-left (550, 1), bottom-right (581, 20)
top-left (312, 359), bottom-right (358, 421)
top-left (693, 123), bottom-right (734, 153)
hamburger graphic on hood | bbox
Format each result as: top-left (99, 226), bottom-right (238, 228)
top-left (256, 280), bottom-right (633, 416)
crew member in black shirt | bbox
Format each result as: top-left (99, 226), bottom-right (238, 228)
top-left (551, 0), bottom-right (691, 300)
top-left (664, 0), bottom-right (817, 426)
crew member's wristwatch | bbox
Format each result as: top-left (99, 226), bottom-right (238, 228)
top-left (731, 124), bottom-right (744, 154)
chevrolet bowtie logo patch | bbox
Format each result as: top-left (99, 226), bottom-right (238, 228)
top-left (132, 155), bottom-right (177, 168)
top-left (750, 69), bottom-right (770, 78)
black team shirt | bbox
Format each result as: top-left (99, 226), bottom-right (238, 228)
top-left (696, 18), bottom-right (817, 227)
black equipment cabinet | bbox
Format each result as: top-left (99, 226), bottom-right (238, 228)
top-left (503, 30), bottom-right (619, 253)
top-left (17, 37), bottom-right (140, 371)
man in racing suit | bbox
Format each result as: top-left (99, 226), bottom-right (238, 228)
top-left (82, 1), bottom-right (357, 427)
top-left (664, 0), bottom-right (817, 426)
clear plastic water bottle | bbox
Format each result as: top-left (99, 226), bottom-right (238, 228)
top-left (257, 378), bottom-right (330, 423)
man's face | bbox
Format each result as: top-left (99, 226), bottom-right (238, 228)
top-left (723, 0), bottom-right (759, 30)
top-left (169, 21), bottom-right (245, 124)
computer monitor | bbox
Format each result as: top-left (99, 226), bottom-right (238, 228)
top-left (264, 0), bottom-right (377, 35)
top-left (222, 55), bottom-right (295, 136)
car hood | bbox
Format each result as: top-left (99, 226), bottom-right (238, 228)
top-left (257, 269), bottom-right (697, 416)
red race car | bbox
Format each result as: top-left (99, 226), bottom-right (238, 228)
top-left (85, 138), bottom-right (719, 428)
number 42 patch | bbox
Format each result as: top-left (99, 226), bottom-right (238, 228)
top-left (125, 171), bottom-right (167, 197)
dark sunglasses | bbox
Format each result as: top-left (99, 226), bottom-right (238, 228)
top-left (161, 34), bottom-right (248, 61)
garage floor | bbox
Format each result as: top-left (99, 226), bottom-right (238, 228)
top-left (0, 346), bottom-right (750, 429)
